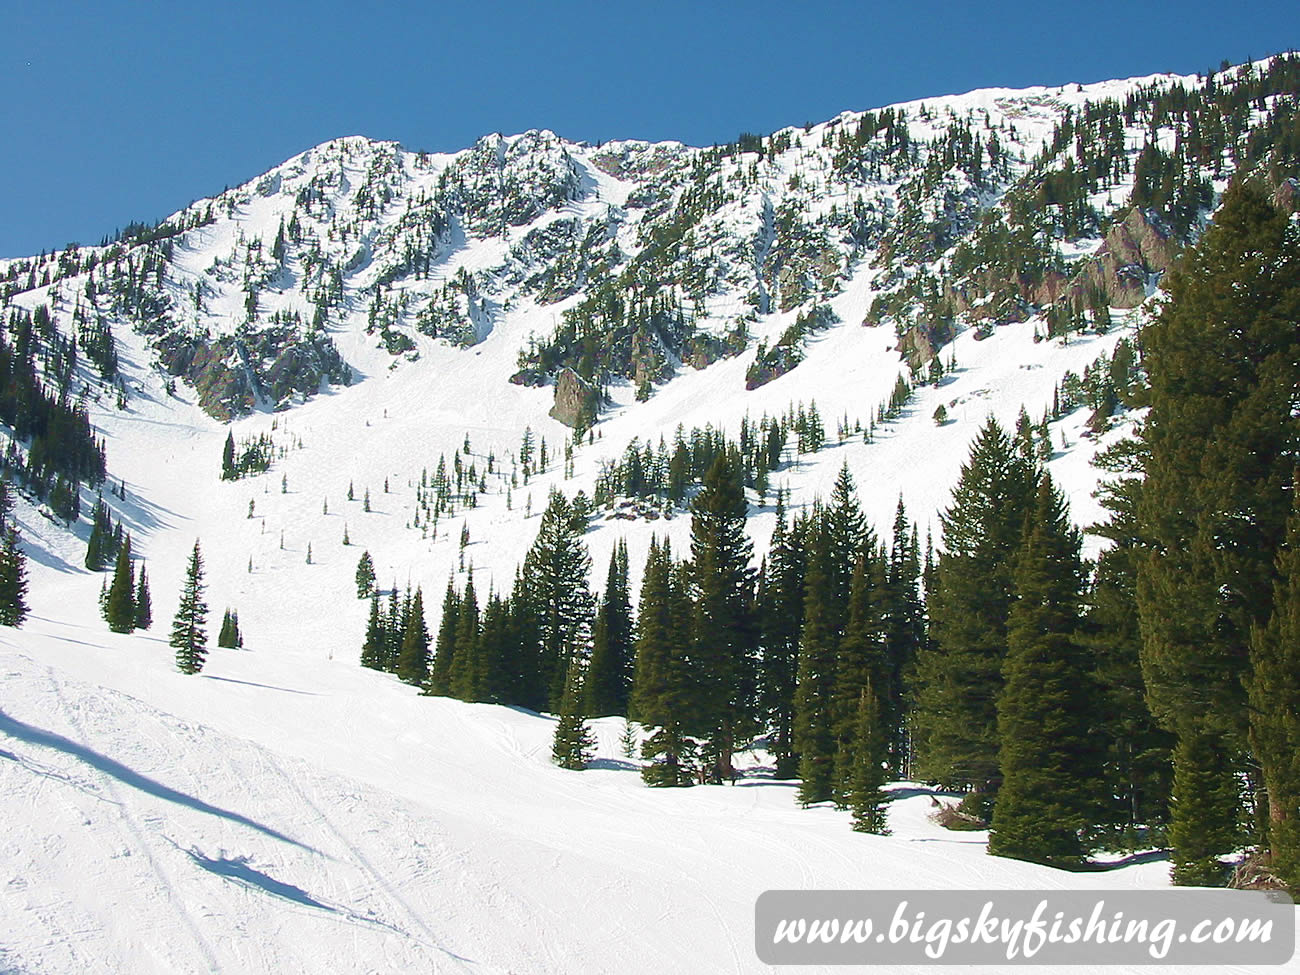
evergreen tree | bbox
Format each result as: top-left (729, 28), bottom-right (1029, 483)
top-left (583, 541), bottom-right (633, 716)
top-left (632, 539), bottom-right (696, 787)
top-left (1247, 475), bottom-right (1300, 893)
top-left (134, 562), bottom-right (152, 629)
top-left (1167, 727), bottom-right (1242, 886)
top-left (686, 450), bottom-right (756, 782)
top-left (882, 500), bottom-right (924, 775)
top-left (911, 417), bottom-right (1035, 799)
top-left (355, 550), bottom-right (376, 598)
top-left (988, 475), bottom-right (1101, 868)
top-left (758, 494), bottom-right (807, 777)
top-left (552, 655), bottom-right (595, 770)
top-left (218, 609), bottom-right (242, 648)
top-left (396, 588), bottom-right (430, 686)
top-left (833, 544), bottom-right (887, 803)
top-left (848, 680), bottom-right (890, 834)
top-left (1134, 181), bottom-right (1300, 882)
top-left (360, 593), bottom-right (385, 670)
top-left (221, 430), bottom-right (236, 480)
top-left (448, 574), bottom-right (480, 700)
top-left (520, 489), bottom-right (594, 710)
top-left (104, 534), bottom-right (136, 633)
top-left (0, 522), bottom-right (29, 627)
top-left (795, 511), bottom-right (839, 805)
top-left (171, 541), bottom-right (209, 674)
top-left (427, 579), bottom-right (460, 695)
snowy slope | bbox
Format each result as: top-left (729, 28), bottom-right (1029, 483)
top-left (5, 619), bottom-right (1282, 975)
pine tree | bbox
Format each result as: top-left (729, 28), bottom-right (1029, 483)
top-left (448, 574), bottom-right (480, 700)
top-left (583, 541), bottom-right (633, 717)
top-left (833, 544), bottom-right (887, 803)
top-left (1167, 727), bottom-right (1242, 886)
top-left (911, 417), bottom-right (1035, 798)
top-left (632, 539), bottom-right (696, 787)
top-left (360, 593), bottom-right (385, 670)
top-left (520, 489), bottom-right (594, 710)
top-left (552, 655), bottom-right (595, 770)
top-left (686, 450), bottom-right (756, 782)
top-left (218, 608), bottom-right (243, 648)
top-left (134, 563), bottom-right (152, 629)
top-left (396, 588), bottom-right (430, 686)
top-left (171, 541), bottom-right (209, 674)
top-left (1247, 474), bottom-right (1300, 893)
top-left (355, 550), bottom-right (376, 598)
top-left (795, 513), bottom-right (839, 805)
top-left (848, 680), bottom-right (890, 834)
top-left (1135, 181), bottom-right (1300, 882)
top-left (758, 494), bottom-right (807, 777)
top-left (104, 534), bottom-right (136, 633)
top-left (0, 522), bottom-right (30, 627)
top-left (988, 475), bottom-right (1101, 868)
top-left (427, 580), bottom-right (460, 695)
top-left (221, 430), bottom-right (236, 480)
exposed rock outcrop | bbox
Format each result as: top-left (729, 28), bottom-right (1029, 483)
top-left (548, 368), bottom-right (601, 430)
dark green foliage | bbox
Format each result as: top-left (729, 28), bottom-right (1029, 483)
top-left (552, 656), bottom-right (595, 770)
top-left (134, 563), bottom-right (152, 630)
top-left (686, 450), bottom-right (757, 781)
top-left (1248, 480), bottom-right (1300, 894)
top-left (583, 541), bottom-right (633, 717)
top-left (104, 534), bottom-right (136, 633)
top-left (911, 418), bottom-right (1035, 791)
top-left (1134, 181), bottom-right (1300, 881)
top-left (355, 550), bottom-right (376, 598)
top-left (758, 493), bottom-right (808, 777)
top-left (795, 515), bottom-right (840, 806)
top-left (631, 538), bottom-right (697, 787)
top-left (1167, 727), bottom-right (1242, 887)
top-left (448, 574), bottom-right (481, 700)
top-left (520, 489), bottom-right (594, 710)
top-left (848, 682), bottom-right (890, 834)
top-left (427, 580), bottom-right (460, 695)
top-left (219, 432), bottom-right (274, 480)
top-left (0, 306), bottom-right (108, 498)
top-left (396, 588), bottom-right (430, 686)
top-left (221, 431), bottom-right (235, 480)
top-left (0, 518), bottom-right (29, 628)
top-left (217, 608), bottom-right (243, 649)
top-left (360, 594), bottom-right (386, 671)
top-left (989, 475), bottom-right (1101, 868)
top-left (171, 541), bottom-right (208, 674)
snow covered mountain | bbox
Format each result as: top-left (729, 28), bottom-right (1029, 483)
top-left (2, 55), bottom-right (1299, 974)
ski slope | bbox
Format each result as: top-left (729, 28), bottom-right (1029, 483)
top-left (6, 615), bottom-right (1289, 975)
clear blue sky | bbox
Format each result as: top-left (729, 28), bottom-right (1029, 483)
top-left (2, 1), bottom-right (1295, 258)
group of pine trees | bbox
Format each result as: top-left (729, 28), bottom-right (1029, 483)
top-left (0, 480), bottom-right (29, 627)
top-left (98, 533), bottom-right (152, 633)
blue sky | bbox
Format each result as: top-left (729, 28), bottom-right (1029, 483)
top-left (1, 1), bottom-right (1296, 258)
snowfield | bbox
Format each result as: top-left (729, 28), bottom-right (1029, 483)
top-left (4, 617), bottom-right (1273, 975)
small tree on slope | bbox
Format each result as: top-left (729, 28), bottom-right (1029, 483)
top-left (172, 541), bottom-right (209, 674)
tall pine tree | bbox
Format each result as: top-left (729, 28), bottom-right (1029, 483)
top-left (911, 417), bottom-right (1035, 803)
top-left (989, 474), bottom-right (1102, 868)
top-left (171, 541), bottom-right (209, 674)
top-left (1135, 180), bottom-right (1300, 883)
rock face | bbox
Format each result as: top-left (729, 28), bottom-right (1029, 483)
top-left (1069, 207), bottom-right (1181, 309)
top-left (158, 329), bottom-right (352, 421)
top-left (548, 368), bottom-right (600, 430)
top-left (1275, 178), bottom-right (1300, 215)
